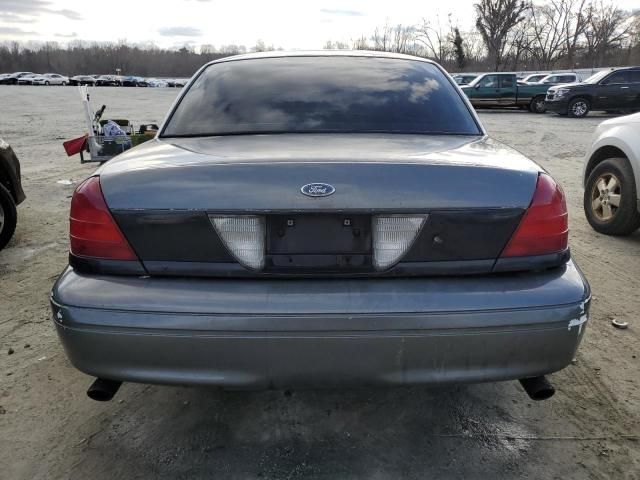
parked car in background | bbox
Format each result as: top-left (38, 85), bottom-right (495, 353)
top-left (147, 78), bottom-right (169, 87)
top-left (520, 73), bottom-right (547, 84)
top-left (32, 73), bottom-right (69, 85)
top-left (167, 78), bottom-right (188, 87)
top-left (546, 67), bottom-right (640, 118)
top-left (535, 73), bottom-right (579, 86)
top-left (70, 75), bottom-right (97, 86)
top-left (51, 51), bottom-right (589, 403)
top-left (583, 112), bottom-right (640, 235)
top-left (122, 76), bottom-right (145, 87)
top-left (17, 74), bottom-right (40, 85)
top-left (0, 138), bottom-right (26, 250)
top-left (0, 72), bottom-right (34, 85)
top-left (96, 75), bottom-right (121, 86)
top-left (452, 74), bottom-right (478, 85)
top-left (461, 72), bottom-right (550, 113)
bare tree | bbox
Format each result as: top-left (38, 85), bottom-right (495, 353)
top-left (351, 36), bottom-right (370, 50)
top-left (392, 25), bottom-right (417, 54)
top-left (475, 0), bottom-right (530, 70)
top-left (560, 0), bottom-right (592, 68)
top-left (250, 40), bottom-right (275, 53)
top-left (371, 24), bottom-right (393, 51)
top-left (504, 17), bottom-right (536, 70)
top-left (324, 40), bottom-right (351, 50)
top-left (369, 23), bottom-right (418, 54)
top-left (218, 44), bottom-right (247, 55)
top-left (462, 30), bottom-right (487, 64)
top-left (528, 2), bottom-right (567, 69)
top-left (416, 14), bottom-right (452, 63)
top-left (584, 1), bottom-right (631, 66)
top-left (200, 44), bottom-right (216, 55)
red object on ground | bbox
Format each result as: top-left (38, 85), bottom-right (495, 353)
top-left (63, 134), bottom-right (88, 156)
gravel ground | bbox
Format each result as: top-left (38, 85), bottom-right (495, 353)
top-left (0, 86), bottom-right (638, 479)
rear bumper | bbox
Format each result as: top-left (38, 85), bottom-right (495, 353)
top-left (51, 261), bottom-right (590, 388)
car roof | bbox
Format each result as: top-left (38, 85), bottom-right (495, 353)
top-left (202, 50), bottom-right (438, 68)
top-left (542, 73), bottom-right (576, 78)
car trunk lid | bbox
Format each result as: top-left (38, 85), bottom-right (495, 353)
top-left (94, 134), bottom-right (544, 276)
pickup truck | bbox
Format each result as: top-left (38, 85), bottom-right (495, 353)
top-left (460, 73), bottom-right (550, 113)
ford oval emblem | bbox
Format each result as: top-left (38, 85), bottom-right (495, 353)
top-left (301, 183), bottom-right (335, 198)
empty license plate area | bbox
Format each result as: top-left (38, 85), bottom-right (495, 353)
top-left (266, 214), bottom-right (372, 271)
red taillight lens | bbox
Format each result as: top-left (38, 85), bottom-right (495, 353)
top-left (69, 176), bottom-right (137, 260)
top-left (501, 173), bottom-right (568, 258)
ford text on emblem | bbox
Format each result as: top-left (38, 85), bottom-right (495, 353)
top-left (301, 183), bottom-right (335, 197)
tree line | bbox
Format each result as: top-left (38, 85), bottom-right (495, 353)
top-left (329, 0), bottom-right (640, 72)
top-left (1, 0), bottom-right (638, 77)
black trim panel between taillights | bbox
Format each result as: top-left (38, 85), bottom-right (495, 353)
top-left (70, 208), bottom-right (570, 277)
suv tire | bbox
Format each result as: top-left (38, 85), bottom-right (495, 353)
top-left (568, 97), bottom-right (590, 118)
top-left (529, 95), bottom-right (546, 113)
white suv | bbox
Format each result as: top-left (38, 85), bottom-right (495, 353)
top-left (583, 112), bottom-right (640, 235)
top-left (537, 73), bottom-right (579, 85)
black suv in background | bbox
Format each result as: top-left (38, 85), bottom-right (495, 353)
top-left (0, 138), bottom-right (26, 250)
top-left (546, 67), bottom-right (640, 117)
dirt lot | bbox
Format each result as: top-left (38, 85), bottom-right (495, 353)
top-left (0, 86), bottom-right (638, 479)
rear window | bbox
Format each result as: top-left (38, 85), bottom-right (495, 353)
top-left (162, 56), bottom-right (481, 137)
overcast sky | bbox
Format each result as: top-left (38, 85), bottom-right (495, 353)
top-left (0, 0), bottom-right (638, 50)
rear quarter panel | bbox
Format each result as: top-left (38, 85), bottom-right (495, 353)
top-left (516, 84), bottom-right (550, 103)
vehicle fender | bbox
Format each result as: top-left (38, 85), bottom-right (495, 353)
top-left (568, 92), bottom-right (593, 106)
top-left (584, 124), bottom-right (640, 199)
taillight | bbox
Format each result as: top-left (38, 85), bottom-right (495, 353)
top-left (372, 214), bottom-right (428, 270)
top-left (69, 176), bottom-right (137, 260)
top-left (501, 173), bottom-right (568, 258)
top-left (209, 215), bottom-right (265, 270)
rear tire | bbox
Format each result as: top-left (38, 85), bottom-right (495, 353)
top-left (0, 184), bottom-right (17, 251)
top-left (45, 81), bottom-right (50, 86)
top-left (529, 95), bottom-right (546, 113)
top-left (584, 157), bottom-right (640, 235)
top-left (568, 97), bottom-right (590, 118)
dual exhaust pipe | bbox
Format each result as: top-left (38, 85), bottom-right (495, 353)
top-left (85, 375), bottom-right (555, 401)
